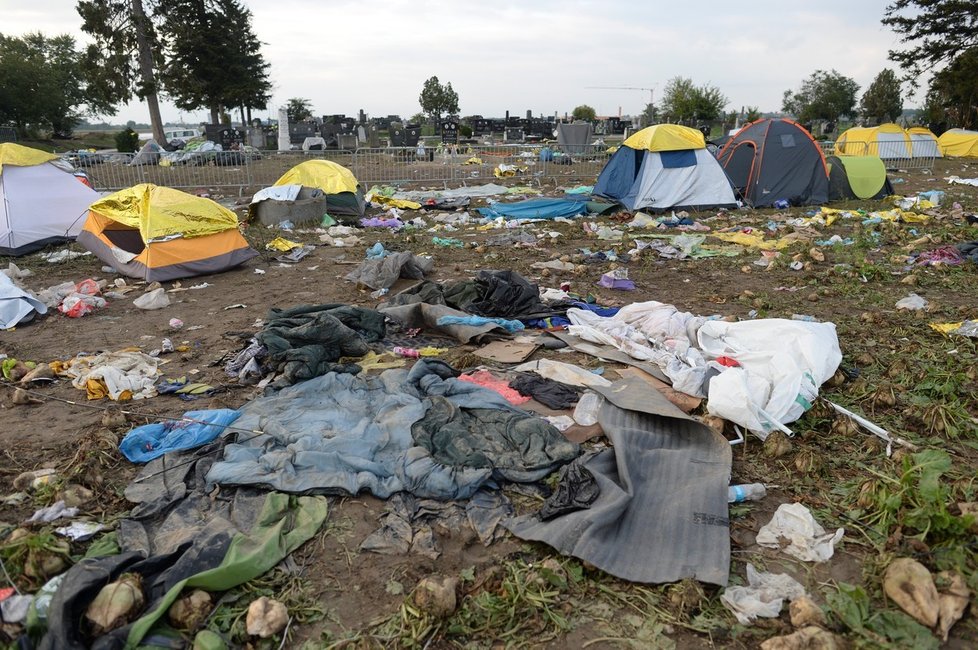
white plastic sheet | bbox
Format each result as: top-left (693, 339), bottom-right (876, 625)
top-left (720, 563), bottom-right (806, 624)
top-left (698, 319), bottom-right (842, 437)
top-left (756, 503), bottom-right (845, 562)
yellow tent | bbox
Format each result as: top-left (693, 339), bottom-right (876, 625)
top-left (273, 159), bottom-right (358, 194)
top-left (834, 123), bottom-right (911, 158)
top-left (906, 127), bottom-right (942, 158)
top-left (0, 142), bottom-right (59, 174)
top-left (79, 184), bottom-right (256, 281)
top-left (938, 129), bottom-right (978, 158)
top-left (622, 124), bottom-right (706, 152)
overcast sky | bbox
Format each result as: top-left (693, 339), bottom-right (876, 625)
top-left (3, 0), bottom-right (910, 125)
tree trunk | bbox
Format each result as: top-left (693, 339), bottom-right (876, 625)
top-left (246, 106), bottom-right (252, 125)
top-left (131, 0), bottom-right (166, 144)
top-left (240, 106), bottom-right (246, 127)
top-left (210, 105), bottom-right (219, 124)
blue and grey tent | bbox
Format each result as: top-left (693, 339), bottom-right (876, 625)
top-left (593, 124), bottom-right (737, 212)
top-left (717, 119), bottom-right (829, 207)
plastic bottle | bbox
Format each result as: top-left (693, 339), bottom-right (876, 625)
top-left (727, 483), bottom-right (767, 503)
top-left (791, 314), bottom-right (817, 322)
top-left (392, 346), bottom-right (420, 358)
top-left (573, 392), bottom-right (602, 426)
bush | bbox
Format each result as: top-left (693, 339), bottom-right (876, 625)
top-left (114, 128), bottom-right (139, 153)
top-left (459, 124), bottom-right (473, 138)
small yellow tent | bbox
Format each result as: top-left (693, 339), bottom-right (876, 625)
top-left (938, 129), bottom-right (978, 158)
top-left (78, 184), bottom-right (257, 281)
top-left (622, 124), bottom-right (706, 152)
top-left (269, 159), bottom-right (365, 219)
top-left (906, 127), bottom-right (942, 158)
top-left (273, 159), bottom-right (358, 194)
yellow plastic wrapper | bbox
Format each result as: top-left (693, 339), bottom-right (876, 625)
top-left (265, 236), bottom-right (301, 252)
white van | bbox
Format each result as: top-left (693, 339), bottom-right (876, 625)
top-left (164, 128), bottom-right (202, 143)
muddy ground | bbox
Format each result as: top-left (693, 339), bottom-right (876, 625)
top-left (2, 157), bottom-right (978, 649)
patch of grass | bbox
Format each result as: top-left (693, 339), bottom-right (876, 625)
top-left (204, 567), bottom-right (326, 648)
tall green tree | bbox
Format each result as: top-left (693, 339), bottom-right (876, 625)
top-left (571, 105), bottom-right (596, 121)
top-left (158, 0), bottom-right (270, 124)
top-left (925, 48), bottom-right (978, 129)
top-left (860, 69), bottom-right (903, 125)
top-left (883, 1), bottom-right (978, 79)
top-left (782, 70), bottom-right (860, 123)
top-left (77, 0), bottom-right (167, 143)
top-left (418, 76), bottom-right (459, 122)
top-left (660, 77), bottom-right (728, 122)
top-left (0, 32), bottom-right (105, 137)
top-left (286, 98), bottom-right (313, 123)
top-left (640, 101), bottom-right (658, 127)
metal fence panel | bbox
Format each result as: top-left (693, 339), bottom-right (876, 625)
top-left (74, 143), bottom-right (613, 194)
top-left (822, 140), bottom-right (936, 171)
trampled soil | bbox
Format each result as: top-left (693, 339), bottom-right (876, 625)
top-left (2, 157), bottom-right (978, 648)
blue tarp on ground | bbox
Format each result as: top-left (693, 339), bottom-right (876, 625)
top-left (477, 196), bottom-right (591, 220)
top-left (120, 409), bottom-right (241, 462)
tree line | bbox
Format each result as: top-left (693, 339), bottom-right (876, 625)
top-left (1, 1), bottom-right (976, 141)
top-left (0, 0), bottom-right (270, 142)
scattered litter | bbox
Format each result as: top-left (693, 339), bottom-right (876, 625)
top-left (895, 293), bottom-right (928, 311)
top-left (168, 318), bottom-right (184, 329)
top-left (27, 500), bottom-right (79, 523)
top-left (598, 269), bottom-right (635, 291)
top-left (473, 340), bottom-right (538, 363)
top-left (436, 314), bottom-right (524, 333)
top-left (720, 563), bottom-right (806, 624)
top-left (755, 502), bottom-right (844, 562)
top-left (224, 303), bottom-right (247, 310)
top-left (55, 521), bottom-right (105, 541)
top-left (532, 260), bottom-right (577, 272)
top-left (432, 236), bottom-right (464, 247)
top-left (133, 288), bottom-right (170, 310)
top-left (254, 268), bottom-right (265, 275)
top-left (40, 250), bottom-right (91, 264)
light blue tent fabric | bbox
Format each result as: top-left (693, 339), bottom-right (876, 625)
top-left (205, 360), bottom-right (578, 499)
top-left (477, 196), bottom-right (590, 220)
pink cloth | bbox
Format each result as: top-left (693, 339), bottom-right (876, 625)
top-left (459, 370), bottom-right (530, 405)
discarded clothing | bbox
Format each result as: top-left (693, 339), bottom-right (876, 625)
top-left (477, 197), bottom-right (590, 220)
top-left (420, 196), bottom-right (470, 210)
top-left (28, 501), bottom-right (79, 524)
top-left (458, 371), bottom-right (530, 405)
top-left (469, 270), bottom-right (556, 321)
top-left (436, 314), bottom-right (525, 333)
top-left (539, 454), bottom-right (600, 521)
top-left (486, 230), bottom-right (537, 247)
top-left (413, 393), bottom-right (576, 484)
top-left (956, 240), bottom-right (978, 263)
top-left (915, 245), bottom-right (964, 266)
top-left (0, 272), bottom-right (46, 328)
top-left (721, 564), bottom-right (806, 625)
top-left (256, 303), bottom-right (386, 385)
top-left (60, 350), bottom-right (160, 401)
top-left (205, 360), bottom-right (579, 499)
top-left (119, 409), bottom-right (241, 463)
top-left (345, 250), bottom-right (434, 290)
top-left (509, 372), bottom-right (581, 410)
top-left (361, 490), bottom-right (513, 558)
top-left (513, 359), bottom-right (612, 388)
top-left (360, 216), bottom-right (403, 228)
top-left (507, 379), bottom-right (732, 585)
top-left (381, 302), bottom-right (511, 344)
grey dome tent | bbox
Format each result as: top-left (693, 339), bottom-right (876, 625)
top-left (716, 119), bottom-right (829, 207)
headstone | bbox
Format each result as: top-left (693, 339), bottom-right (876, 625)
top-left (504, 128), bottom-right (524, 143)
top-left (389, 122), bottom-right (405, 147)
top-left (440, 120), bottom-right (459, 144)
top-left (277, 107), bottom-right (290, 151)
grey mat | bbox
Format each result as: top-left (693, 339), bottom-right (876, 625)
top-left (506, 379), bottom-right (732, 585)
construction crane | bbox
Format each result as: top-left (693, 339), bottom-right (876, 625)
top-left (586, 85), bottom-right (656, 107)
